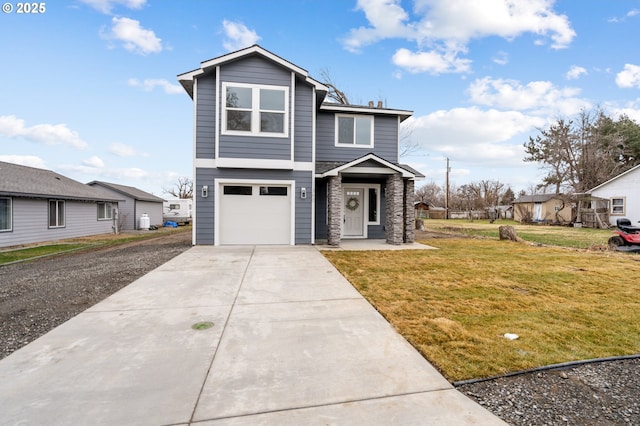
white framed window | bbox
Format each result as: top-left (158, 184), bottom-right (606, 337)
top-left (335, 114), bottom-right (374, 148)
top-left (611, 197), bottom-right (625, 215)
top-left (222, 82), bottom-right (289, 137)
top-left (0, 197), bottom-right (12, 232)
top-left (98, 202), bottom-right (114, 220)
top-left (49, 200), bottom-right (65, 228)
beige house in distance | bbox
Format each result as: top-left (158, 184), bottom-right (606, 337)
top-left (513, 194), bottom-right (573, 224)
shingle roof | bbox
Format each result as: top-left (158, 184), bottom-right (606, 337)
top-left (0, 161), bottom-right (119, 202)
top-left (87, 181), bottom-right (164, 203)
top-left (513, 194), bottom-right (559, 204)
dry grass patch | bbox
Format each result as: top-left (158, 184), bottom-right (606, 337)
top-left (323, 238), bottom-right (640, 382)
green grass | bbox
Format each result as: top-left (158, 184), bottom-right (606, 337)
top-left (422, 218), bottom-right (613, 248)
top-left (0, 226), bottom-right (190, 265)
top-left (323, 234), bottom-right (640, 382)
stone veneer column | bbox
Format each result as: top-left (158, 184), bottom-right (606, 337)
top-left (385, 173), bottom-right (404, 245)
top-left (327, 175), bottom-right (342, 246)
top-left (404, 179), bottom-right (415, 243)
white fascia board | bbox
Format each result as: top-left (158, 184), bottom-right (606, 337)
top-left (319, 153), bottom-right (415, 178)
top-left (320, 103), bottom-right (413, 120)
top-left (586, 163), bottom-right (640, 193)
top-left (195, 158), bottom-right (313, 171)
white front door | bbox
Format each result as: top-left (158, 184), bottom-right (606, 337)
top-left (343, 188), bottom-right (364, 237)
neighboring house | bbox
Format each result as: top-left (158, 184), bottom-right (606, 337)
top-left (87, 181), bottom-right (164, 230)
top-left (0, 161), bottom-right (120, 248)
top-left (178, 45), bottom-right (422, 246)
top-left (414, 201), bottom-right (445, 219)
top-left (584, 163), bottom-right (640, 227)
top-left (513, 194), bottom-right (573, 224)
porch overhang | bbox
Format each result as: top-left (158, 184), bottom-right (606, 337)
top-left (316, 153), bottom-right (422, 179)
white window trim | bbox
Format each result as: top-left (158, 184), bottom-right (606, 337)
top-left (610, 197), bottom-right (626, 216)
top-left (48, 199), bottom-right (65, 228)
top-left (98, 202), bottom-right (114, 221)
top-left (335, 114), bottom-right (374, 148)
top-left (221, 82), bottom-right (289, 138)
top-left (0, 196), bottom-right (12, 232)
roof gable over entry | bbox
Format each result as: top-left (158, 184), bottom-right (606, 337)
top-left (316, 153), bottom-right (422, 179)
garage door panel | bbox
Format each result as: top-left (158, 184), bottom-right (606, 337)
top-left (219, 184), bottom-right (291, 245)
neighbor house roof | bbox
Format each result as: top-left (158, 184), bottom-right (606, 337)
top-left (513, 194), bottom-right (561, 204)
top-left (87, 181), bottom-right (165, 203)
top-left (0, 161), bottom-right (120, 202)
top-left (177, 44), bottom-right (329, 99)
top-left (585, 163), bottom-right (640, 193)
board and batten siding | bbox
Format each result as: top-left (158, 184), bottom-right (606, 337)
top-left (194, 167), bottom-right (313, 245)
top-left (315, 112), bottom-right (399, 163)
top-left (217, 57), bottom-right (293, 161)
top-left (195, 75), bottom-right (216, 159)
top-left (0, 198), bottom-right (115, 248)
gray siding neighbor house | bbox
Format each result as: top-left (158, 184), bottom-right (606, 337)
top-left (178, 45), bottom-right (422, 246)
top-left (87, 181), bottom-right (164, 230)
top-left (0, 161), bottom-right (121, 248)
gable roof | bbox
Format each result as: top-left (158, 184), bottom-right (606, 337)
top-left (87, 181), bottom-right (164, 203)
top-left (586, 163), bottom-right (640, 193)
top-left (0, 161), bottom-right (119, 202)
top-left (320, 102), bottom-right (413, 122)
top-left (316, 153), bottom-right (424, 179)
top-left (177, 44), bottom-right (329, 99)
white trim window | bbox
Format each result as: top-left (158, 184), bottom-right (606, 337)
top-left (0, 197), bottom-right (11, 232)
top-left (49, 200), bottom-right (65, 228)
top-left (611, 197), bottom-right (625, 215)
top-left (98, 202), bottom-right (114, 220)
top-left (222, 82), bottom-right (289, 137)
top-left (336, 114), bottom-right (374, 148)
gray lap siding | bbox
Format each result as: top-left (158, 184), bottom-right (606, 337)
top-left (195, 167), bottom-right (313, 245)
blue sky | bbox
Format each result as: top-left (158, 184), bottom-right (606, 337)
top-left (2, 0), bottom-right (640, 196)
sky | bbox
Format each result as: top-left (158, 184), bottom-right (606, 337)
top-left (1, 0), bottom-right (640, 197)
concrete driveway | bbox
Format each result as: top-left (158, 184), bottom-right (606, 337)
top-left (0, 245), bottom-right (506, 425)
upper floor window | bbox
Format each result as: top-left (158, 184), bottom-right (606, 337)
top-left (336, 114), bottom-right (373, 148)
top-left (49, 200), bottom-right (65, 228)
top-left (0, 197), bottom-right (11, 232)
top-left (611, 197), bottom-right (625, 215)
top-left (223, 83), bottom-right (289, 137)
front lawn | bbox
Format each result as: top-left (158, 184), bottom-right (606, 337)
top-left (323, 237), bottom-right (640, 382)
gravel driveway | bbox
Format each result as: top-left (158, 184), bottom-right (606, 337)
top-left (1, 231), bottom-right (638, 425)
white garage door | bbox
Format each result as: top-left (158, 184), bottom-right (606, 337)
top-left (219, 183), bottom-right (292, 245)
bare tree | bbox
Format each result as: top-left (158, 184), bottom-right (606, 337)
top-left (163, 177), bottom-right (193, 199)
top-left (415, 181), bottom-right (444, 206)
top-left (319, 68), bottom-right (349, 105)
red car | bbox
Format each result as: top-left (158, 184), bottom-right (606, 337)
top-left (608, 218), bottom-right (640, 252)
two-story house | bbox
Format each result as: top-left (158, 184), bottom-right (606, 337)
top-left (178, 45), bottom-right (421, 246)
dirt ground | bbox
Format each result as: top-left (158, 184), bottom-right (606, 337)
top-left (0, 231), bottom-right (193, 359)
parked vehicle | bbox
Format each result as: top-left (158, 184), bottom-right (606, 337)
top-left (162, 199), bottom-right (192, 225)
top-left (608, 218), bottom-right (640, 252)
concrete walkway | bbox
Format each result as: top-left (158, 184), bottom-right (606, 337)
top-left (0, 245), bottom-right (506, 425)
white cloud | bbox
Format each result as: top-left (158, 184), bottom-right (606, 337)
top-left (128, 78), bottom-right (183, 94)
top-left (467, 77), bottom-right (590, 116)
top-left (109, 142), bottom-right (142, 157)
top-left (407, 107), bottom-right (545, 164)
top-left (0, 155), bottom-right (47, 169)
top-left (566, 65), bottom-right (587, 80)
top-left (616, 64), bottom-right (640, 89)
top-left (0, 115), bottom-right (88, 149)
top-left (78, 0), bottom-right (145, 14)
top-left (392, 48), bottom-right (471, 74)
top-left (492, 51), bottom-right (509, 66)
top-left (343, 0), bottom-right (576, 74)
top-left (103, 17), bottom-right (162, 55)
top-left (83, 156), bottom-right (105, 168)
top-left (222, 20), bottom-right (260, 52)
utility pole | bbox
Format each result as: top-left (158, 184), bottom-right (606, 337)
top-left (445, 157), bottom-right (450, 220)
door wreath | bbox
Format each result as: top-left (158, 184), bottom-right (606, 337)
top-left (346, 197), bottom-right (360, 211)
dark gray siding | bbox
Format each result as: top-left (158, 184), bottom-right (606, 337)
top-left (294, 81), bottom-right (313, 162)
top-left (316, 112), bottom-right (399, 163)
top-left (0, 198), bottom-right (116, 248)
top-left (218, 56), bottom-right (293, 161)
top-left (194, 167), bottom-right (313, 245)
top-left (195, 74), bottom-right (216, 159)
